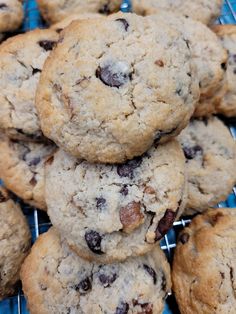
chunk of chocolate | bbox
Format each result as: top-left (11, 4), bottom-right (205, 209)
top-left (115, 302), bottom-right (129, 314)
top-left (85, 230), bottom-right (104, 255)
top-left (182, 145), bottom-right (203, 160)
top-left (74, 277), bottom-right (92, 294)
top-left (155, 209), bottom-right (177, 241)
top-left (38, 40), bottom-right (56, 51)
top-left (120, 201), bottom-right (144, 233)
top-left (117, 157), bottom-right (142, 179)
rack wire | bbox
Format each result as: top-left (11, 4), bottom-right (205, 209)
top-left (0, 1), bottom-right (236, 313)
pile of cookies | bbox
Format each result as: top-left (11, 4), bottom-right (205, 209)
top-left (0, 0), bottom-right (236, 313)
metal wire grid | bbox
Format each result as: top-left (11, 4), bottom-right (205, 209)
top-left (0, 1), bottom-right (236, 313)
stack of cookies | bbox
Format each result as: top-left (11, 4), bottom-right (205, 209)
top-left (0, 1), bottom-right (236, 313)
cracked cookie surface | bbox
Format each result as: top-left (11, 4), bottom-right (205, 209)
top-left (0, 0), bottom-right (23, 33)
top-left (178, 117), bottom-right (236, 214)
top-left (37, 0), bottom-right (122, 24)
top-left (45, 139), bottom-right (187, 263)
top-left (0, 136), bottom-right (56, 210)
top-left (0, 29), bottom-right (59, 141)
top-left (36, 13), bottom-right (199, 163)
top-left (21, 227), bottom-right (171, 314)
top-left (133, 0), bottom-right (222, 25)
top-left (0, 186), bottom-right (31, 299)
top-left (173, 208), bottom-right (236, 314)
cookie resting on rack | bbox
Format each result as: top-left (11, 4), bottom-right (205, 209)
top-left (178, 117), bottom-right (236, 214)
top-left (21, 227), bottom-right (171, 314)
top-left (133, 0), bottom-right (222, 25)
top-left (36, 13), bottom-right (199, 163)
top-left (0, 136), bottom-right (56, 210)
top-left (45, 139), bottom-right (187, 263)
top-left (172, 208), bottom-right (236, 314)
top-left (0, 187), bottom-right (31, 300)
top-left (0, 0), bottom-right (23, 33)
top-left (0, 29), bottom-right (59, 142)
top-left (37, 0), bottom-right (122, 24)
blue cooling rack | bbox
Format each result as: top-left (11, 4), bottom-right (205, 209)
top-left (0, 1), bottom-right (236, 313)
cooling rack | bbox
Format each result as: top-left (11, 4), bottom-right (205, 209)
top-left (0, 1), bottom-right (236, 313)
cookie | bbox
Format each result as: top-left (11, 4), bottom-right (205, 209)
top-left (0, 0), bottom-right (23, 33)
top-left (178, 117), bottom-right (236, 214)
top-left (172, 208), bottom-right (236, 314)
top-left (45, 139), bottom-right (187, 263)
top-left (133, 0), bottom-right (222, 25)
top-left (0, 186), bottom-right (31, 299)
top-left (211, 25), bottom-right (236, 117)
top-left (0, 29), bottom-right (59, 141)
top-left (51, 13), bottom-right (103, 32)
top-left (21, 227), bottom-right (171, 314)
top-left (0, 136), bottom-right (56, 210)
top-left (37, 0), bottom-right (122, 24)
top-left (36, 13), bottom-right (199, 163)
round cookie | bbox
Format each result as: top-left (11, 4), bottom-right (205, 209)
top-left (0, 136), bottom-right (56, 210)
top-left (0, 29), bottom-right (59, 141)
top-left (132, 0), bottom-right (222, 25)
top-left (36, 13), bottom-right (199, 163)
top-left (21, 227), bottom-right (171, 314)
top-left (211, 25), bottom-right (236, 117)
top-left (178, 117), bottom-right (236, 214)
top-left (0, 186), bottom-right (31, 300)
top-left (172, 208), bottom-right (236, 314)
top-left (0, 0), bottom-right (23, 33)
top-left (37, 0), bottom-right (122, 24)
top-left (45, 139), bottom-right (187, 263)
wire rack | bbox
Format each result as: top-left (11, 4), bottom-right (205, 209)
top-left (0, 1), bottom-right (236, 313)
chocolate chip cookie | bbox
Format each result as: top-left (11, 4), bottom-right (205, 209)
top-left (36, 13), bottom-right (199, 163)
top-left (37, 0), bottom-right (122, 24)
top-left (45, 139), bottom-right (187, 263)
top-left (0, 186), bottom-right (31, 299)
top-left (133, 0), bottom-right (222, 25)
top-left (178, 117), bottom-right (236, 214)
top-left (0, 0), bottom-right (23, 33)
top-left (21, 227), bottom-right (171, 314)
top-left (211, 25), bottom-right (236, 117)
top-left (173, 208), bottom-right (236, 314)
top-left (0, 29), bottom-right (59, 141)
top-left (0, 136), bottom-right (56, 210)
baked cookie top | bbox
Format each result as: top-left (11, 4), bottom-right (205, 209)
top-left (0, 29), bottom-right (59, 141)
top-left (173, 208), bottom-right (236, 314)
top-left (36, 13), bottom-right (199, 163)
top-left (0, 186), bottom-right (31, 299)
top-left (0, 136), bottom-right (56, 210)
top-left (0, 0), bottom-right (23, 33)
top-left (178, 117), bottom-right (236, 214)
top-left (45, 139), bottom-right (187, 263)
top-left (37, 0), bottom-right (122, 24)
top-left (21, 227), bottom-right (171, 314)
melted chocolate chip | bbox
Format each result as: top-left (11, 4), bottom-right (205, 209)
top-left (28, 157), bottom-right (41, 167)
top-left (143, 264), bottom-right (157, 284)
top-left (74, 277), bottom-right (92, 294)
top-left (120, 185), bottom-right (129, 196)
top-left (98, 267), bottom-right (117, 287)
top-left (96, 62), bottom-right (131, 88)
top-left (115, 18), bottom-right (129, 31)
top-left (96, 197), bottom-right (106, 210)
top-left (155, 209), bottom-right (177, 241)
top-left (0, 190), bottom-right (7, 202)
top-left (0, 4), bottom-right (7, 9)
top-left (221, 62), bottom-right (227, 71)
top-left (32, 68), bottom-right (41, 75)
top-left (85, 230), bottom-right (104, 255)
top-left (115, 302), bottom-right (129, 314)
top-left (182, 145), bottom-right (203, 160)
top-left (179, 233), bottom-right (189, 244)
top-left (38, 40), bottom-right (56, 51)
top-left (98, 4), bottom-right (110, 14)
top-left (117, 157), bottom-right (142, 179)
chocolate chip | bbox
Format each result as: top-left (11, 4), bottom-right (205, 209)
top-left (143, 264), bottom-right (157, 284)
top-left (0, 4), bottom-right (7, 9)
top-left (98, 267), bottom-right (117, 287)
top-left (115, 302), bottom-right (129, 314)
top-left (120, 185), bottom-right (129, 196)
top-left (179, 233), bottom-right (189, 244)
top-left (98, 4), bottom-right (110, 14)
top-left (74, 277), bottom-right (92, 294)
top-left (220, 272), bottom-right (225, 279)
top-left (132, 300), bottom-right (153, 314)
top-left (38, 40), bottom-right (56, 51)
top-left (115, 18), bottom-right (129, 31)
top-left (117, 157), bottom-right (142, 179)
top-left (120, 201), bottom-right (144, 233)
top-left (155, 60), bottom-right (164, 67)
top-left (28, 157), bottom-right (41, 167)
top-left (0, 190), bottom-right (7, 202)
top-left (29, 176), bottom-right (37, 186)
top-left (221, 62), bottom-right (227, 71)
top-left (85, 230), bottom-right (104, 255)
top-left (32, 68), bottom-right (41, 75)
top-left (161, 272), bottom-right (167, 291)
top-left (96, 197), bottom-right (106, 210)
top-left (155, 209), bottom-right (177, 241)
top-left (96, 62), bottom-right (131, 88)
top-left (182, 145), bottom-right (203, 160)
